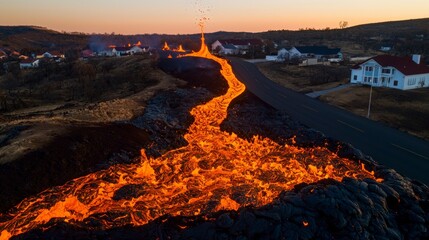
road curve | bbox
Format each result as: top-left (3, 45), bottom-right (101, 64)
top-left (230, 58), bottom-right (429, 185)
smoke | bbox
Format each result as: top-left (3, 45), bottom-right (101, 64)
top-left (88, 35), bottom-right (108, 52)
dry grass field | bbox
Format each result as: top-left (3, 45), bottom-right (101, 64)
top-left (320, 85), bottom-right (429, 140)
top-left (258, 61), bottom-right (429, 140)
top-left (256, 61), bottom-right (350, 93)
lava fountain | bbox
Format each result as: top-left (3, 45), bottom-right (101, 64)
top-left (0, 28), bottom-right (380, 239)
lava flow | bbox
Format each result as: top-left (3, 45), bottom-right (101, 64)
top-left (0, 30), bottom-right (380, 239)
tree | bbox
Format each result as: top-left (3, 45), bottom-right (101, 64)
top-left (339, 21), bottom-right (349, 29)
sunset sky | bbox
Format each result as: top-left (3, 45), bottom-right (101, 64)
top-left (1, 0), bottom-right (428, 34)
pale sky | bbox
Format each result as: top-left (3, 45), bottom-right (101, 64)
top-left (0, 0), bottom-right (428, 34)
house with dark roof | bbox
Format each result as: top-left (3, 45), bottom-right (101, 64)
top-left (350, 55), bottom-right (429, 90)
top-left (36, 51), bottom-right (65, 62)
top-left (19, 59), bottom-right (40, 69)
top-left (289, 46), bottom-right (342, 60)
top-left (112, 46), bottom-right (133, 57)
top-left (211, 39), bottom-right (264, 55)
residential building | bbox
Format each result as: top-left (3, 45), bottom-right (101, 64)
top-left (265, 48), bottom-right (291, 62)
top-left (36, 51), bottom-right (65, 60)
top-left (112, 46), bottom-right (132, 56)
top-left (130, 45), bottom-right (150, 54)
top-left (19, 59), bottom-right (40, 69)
top-left (211, 39), bottom-right (264, 55)
top-left (289, 46), bottom-right (342, 60)
top-left (110, 46), bottom-right (149, 57)
top-left (221, 44), bottom-right (239, 55)
top-left (350, 55), bottom-right (429, 90)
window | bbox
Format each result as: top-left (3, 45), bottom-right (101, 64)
top-left (353, 75), bottom-right (357, 80)
top-left (408, 78), bottom-right (417, 86)
top-left (364, 77), bottom-right (368, 82)
top-left (394, 80), bottom-right (398, 86)
top-left (365, 66), bottom-right (374, 71)
top-left (373, 78), bottom-right (378, 84)
top-left (392, 69), bottom-right (395, 74)
top-left (381, 77), bottom-right (386, 83)
top-left (382, 68), bottom-right (391, 74)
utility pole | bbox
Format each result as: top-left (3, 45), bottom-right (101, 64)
top-left (367, 82), bottom-right (373, 118)
top-left (367, 66), bottom-right (376, 119)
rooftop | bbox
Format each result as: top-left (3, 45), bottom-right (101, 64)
top-left (353, 55), bottom-right (429, 76)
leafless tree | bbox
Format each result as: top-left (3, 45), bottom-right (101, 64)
top-left (339, 21), bottom-right (349, 29)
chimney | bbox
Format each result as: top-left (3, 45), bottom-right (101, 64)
top-left (412, 54), bottom-right (421, 64)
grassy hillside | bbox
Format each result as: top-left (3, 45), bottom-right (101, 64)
top-left (0, 26), bottom-right (89, 51)
top-left (347, 18), bottom-right (429, 36)
top-left (1, 18), bottom-right (429, 54)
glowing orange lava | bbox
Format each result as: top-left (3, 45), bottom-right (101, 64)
top-left (0, 27), bottom-right (380, 240)
top-left (162, 41), bottom-right (170, 51)
top-left (175, 44), bottom-right (186, 52)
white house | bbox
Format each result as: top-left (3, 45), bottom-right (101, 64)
top-left (211, 39), bottom-right (264, 55)
top-left (277, 48), bottom-right (290, 61)
top-left (109, 46), bottom-right (150, 57)
top-left (112, 46), bottom-right (132, 57)
top-left (265, 48), bottom-right (291, 62)
top-left (289, 46), bottom-right (342, 60)
top-left (221, 44), bottom-right (239, 55)
top-left (130, 45), bottom-right (150, 54)
top-left (19, 59), bottom-right (40, 69)
top-left (98, 48), bottom-right (115, 57)
top-left (350, 55), bottom-right (429, 90)
top-left (36, 51), bottom-right (65, 60)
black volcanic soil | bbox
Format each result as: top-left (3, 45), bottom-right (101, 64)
top-left (0, 123), bottom-right (150, 213)
top-left (0, 56), bottom-right (226, 213)
top-left (14, 84), bottom-right (429, 240)
top-left (2, 56), bottom-right (429, 239)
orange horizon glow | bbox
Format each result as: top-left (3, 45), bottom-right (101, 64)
top-left (0, 0), bottom-right (428, 34)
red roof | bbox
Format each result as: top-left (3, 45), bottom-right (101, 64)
top-left (353, 55), bottom-right (429, 76)
top-left (81, 49), bottom-right (94, 57)
top-left (218, 39), bottom-right (264, 46)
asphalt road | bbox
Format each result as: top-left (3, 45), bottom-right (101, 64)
top-left (230, 58), bottom-right (429, 185)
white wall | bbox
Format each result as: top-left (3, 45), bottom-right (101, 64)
top-left (403, 74), bottom-right (429, 90)
top-left (350, 59), bottom-right (429, 90)
top-left (389, 70), bottom-right (405, 90)
top-left (288, 47), bottom-right (301, 58)
top-left (211, 40), bottom-right (222, 52)
top-left (350, 69), bottom-right (363, 84)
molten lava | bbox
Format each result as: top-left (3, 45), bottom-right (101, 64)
top-left (0, 29), bottom-right (380, 239)
top-left (175, 44), bottom-right (186, 52)
top-left (162, 41), bottom-right (170, 51)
